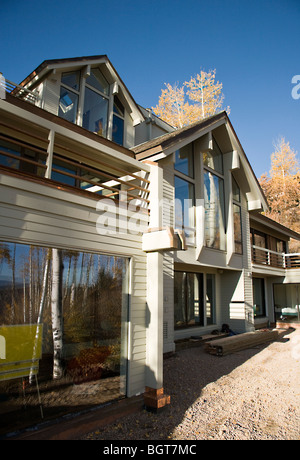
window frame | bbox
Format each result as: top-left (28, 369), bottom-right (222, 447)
top-left (58, 67), bottom-right (126, 146)
top-left (202, 137), bottom-right (226, 251)
top-left (252, 277), bottom-right (266, 317)
top-left (174, 270), bottom-right (216, 329)
top-left (203, 167), bottom-right (226, 251)
top-left (112, 95), bottom-right (125, 145)
top-left (174, 144), bottom-right (195, 245)
top-left (232, 175), bottom-right (243, 255)
top-left (174, 271), bottom-right (204, 329)
top-left (59, 71), bottom-right (81, 124)
top-left (174, 143), bottom-right (194, 178)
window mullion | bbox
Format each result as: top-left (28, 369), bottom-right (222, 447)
top-left (107, 84), bottom-right (115, 141)
top-left (203, 165), bottom-right (224, 180)
top-left (76, 72), bottom-right (86, 126)
top-left (174, 169), bottom-right (195, 184)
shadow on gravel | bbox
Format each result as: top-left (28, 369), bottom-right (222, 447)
top-left (6, 328), bottom-right (296, 440)
top-left (81, 328), bottom-right (296, 440)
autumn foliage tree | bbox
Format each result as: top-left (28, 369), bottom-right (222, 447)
top-left (152, 70), bottom-right (229, 128)
top-left (259, 138), bottom-right (300, 251)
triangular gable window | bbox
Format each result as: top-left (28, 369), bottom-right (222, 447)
top-left (86, 68), bottom-right (109, 95)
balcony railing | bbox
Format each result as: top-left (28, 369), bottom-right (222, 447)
top-left (252, 245), bottom-right (300, 269)
top-left (0, 121), bottom-right (150, 210)
top-left (0, 74), bottom-right (39, 104)
top-left (285, 253), bottom-right (300, 269)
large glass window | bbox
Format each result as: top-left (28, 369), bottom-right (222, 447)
top-left (61, 71), bottom-right (80, 91)
top-left (233, 204), bottom-right (242, 254)
top-left (50, 154), bottom-right (120, 197)
top-left (174, 271), bottom-right (216, 328)
top-left (174, 144), bottom-right (194, 177)
top-left (112, 96), bottom-right (125, 145)
top-left (59, 88), bottom-right (79, 123)
top-left (0, 138), bottom-right (46, 177)
top-left (0, 242), bottom-right (129, 435)
top-left (51, 156), bottom-right (77, 187)
top-left (232, 176), bottom-right (242, 254)
top-left (206, 274), bottom-right (216, 325)
top-left (83, 68), bottom-right (110, 136)
top-left (253, 277), bottom-right (266, 317)
top-left (58, 67), bottom-right (128, 146)
top-left (232, 176), bottom-right (241, 202)
top-left (250, 229), bottom-right (267, 264)
top-left (203, 137), bottom-right (223, 174)
top-left (174, 272), bottom-right (203, 328)
top-left (204, 170), bottom-right (225, 250)
top-left (175, 176), bottom-right (195, 242)
top-left (274, 284), bottom-right (300, 323)
top-left (83, 87), bottom-right (108, 135)
top-left (59, 71), bottom-right (80, 124)
top-left (86, 68), bottom-right (109, 95)
top-left (251, 229), bottom-right (266, 248)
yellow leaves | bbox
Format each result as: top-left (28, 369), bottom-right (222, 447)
top-left (152, 82), bottom-right (190, 129)
top-left (152, 70), bottom-right (229, 129)
top-left (259, 138), bottom-right (300, 250)
top-left (185, 70), bottom-right (225, 119)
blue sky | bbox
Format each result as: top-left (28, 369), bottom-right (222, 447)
top-left (1, 0), bottom-right (299, 178)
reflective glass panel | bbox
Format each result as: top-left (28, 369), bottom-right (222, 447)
top-left (233, 204), bottom-right (242, 254)
top-left (113, 96), bottom-right (124, 117)
top-left (175, 143), bottom-right (194, 178)
top-left (51, 157), bottom-right (77, 187)
top-left (61, 71), bottom-right (80, 91)
top-left (0, 242), bottom-right (129, 435)
top-left (204, 171), bottom-right (226, 250)
top-left (0, 139), bottom-right (45, 177)
top-left (206, 274), bottom-right (216, 325)
top-left (203, 138), bottom-right (223, 174)
top-left (0, 139), bottom-right (21, 169)
top-left (175, 176), bottom-right (195, 242)
top-left (174, 272), bottom-right (204, 328)
top-left (59, 87), bottom-right (78, 123)
top-left (83, 87), bottom-right (108, 136)
top-left (112, 115), bottom-right (124, 146)
top-left (232, 176), bottom-right (240, 202)
top-left (86, 68), bottom-right (109, 95)
top-left (253, 277), bottom-right (266, 317)
top-left (274, 284), bottom-right (300, 322)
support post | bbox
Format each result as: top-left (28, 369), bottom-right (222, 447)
top-left (144, 163), bottom-right (170, 411)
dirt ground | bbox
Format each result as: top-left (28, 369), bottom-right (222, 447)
top-left (82, 327), bottom-right (300, 441)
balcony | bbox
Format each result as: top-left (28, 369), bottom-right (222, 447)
top-left (0, 74), bottom-right (39, 104)
top-left (285, 253), bottom-right (300, 269)
top-left (252, 245), bottom-right (300, 269)
top-left (0, 103), bottom-right (151, 218)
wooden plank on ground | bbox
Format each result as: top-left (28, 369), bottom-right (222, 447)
top-left (175, 333), bottom-right (229, 351)
top-left (204, 329), bottom-right (282, 356)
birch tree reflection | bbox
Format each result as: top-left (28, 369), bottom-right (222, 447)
top-left (0, 243), bottom-right (126, 384)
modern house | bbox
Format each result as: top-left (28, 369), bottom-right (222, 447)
top-left (0, 55), bottom-right (299, 434)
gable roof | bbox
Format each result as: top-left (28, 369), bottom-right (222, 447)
top-left (132, 111), bottom-right (269, 212)
top-left (132, 112), bottom-right (225, 158)
top-left (250, 212), bottom-right (300, 241)
top-left (16, 55), bottom-right (145, 126)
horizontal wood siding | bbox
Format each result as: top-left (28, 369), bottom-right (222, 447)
top-left (162, 159), bottom-right (175, 353)
top-left (242, 194), bottom-right (255, 331)
top-left (42, 79), bottom-right (60, 116)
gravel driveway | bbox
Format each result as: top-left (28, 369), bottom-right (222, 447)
top-left (82, 328), bottom-right (300, 441)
